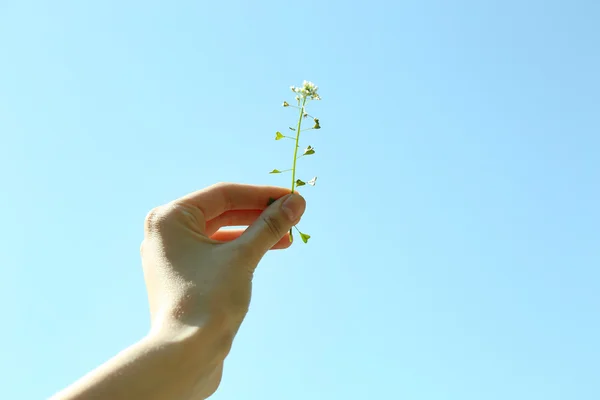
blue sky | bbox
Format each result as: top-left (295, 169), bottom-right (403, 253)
top-left (1, 0), bottom-right (599, 398)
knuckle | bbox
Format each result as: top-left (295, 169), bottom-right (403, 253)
top-left (216, 330), bottom-right (235, 359)
top-left (202, 331), bottom-right (235, 369)
top-left (144, 202), bottom-right (199, 235)
top-left (211, 181), bottom-right (229, 189)
top-left (144, 207), bottom-right (162, 230)
top-left (171, 202), bottom-right (202, 225)
top-left (143, 205), bottom-right (170, 233)
top-left (202, 364), bottom-right (223, 398)
top-left (262, 214), bottom-right (283, 239)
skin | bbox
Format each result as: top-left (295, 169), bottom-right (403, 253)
top-left (51, 182), bottom-right (307, 400)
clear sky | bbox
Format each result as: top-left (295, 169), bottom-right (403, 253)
top-left (1, 1), bottom-right (599, 399)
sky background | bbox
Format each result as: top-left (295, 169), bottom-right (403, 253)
top-left (1, 1), bottom-right (599, 399)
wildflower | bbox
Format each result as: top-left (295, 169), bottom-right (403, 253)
top-left (269, 81), bottom-right (323, 244)
top-left (291, 80), bottom-right (321, 101)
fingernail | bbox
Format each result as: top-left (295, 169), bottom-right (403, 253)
top-left (281, 194), bottom-right (305, 222)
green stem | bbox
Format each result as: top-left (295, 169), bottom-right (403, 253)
top-left (291, 97), bottom-right (307, 193)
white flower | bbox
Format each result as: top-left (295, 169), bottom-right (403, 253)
top-left (308, 177), bottom-right (317, 186)
top-left (303, 80), bottom-right (316, 91)
top-left (291, 80), bottom-right (320, 100)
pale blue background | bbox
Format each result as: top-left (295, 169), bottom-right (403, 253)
top-left (1, 1), bottom-right (599, 399)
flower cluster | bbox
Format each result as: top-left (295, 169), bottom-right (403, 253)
top-left (290, 80), bottom-right (322, 101)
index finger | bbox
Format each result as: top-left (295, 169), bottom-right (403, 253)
top-left (176, 182), bottom-right (293, 220)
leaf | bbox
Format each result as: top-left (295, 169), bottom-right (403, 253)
top-left (299, 232), bottom-right (311, 243)
top-left (303, 145), bottom-right (315, 156)
top-left (295, 179), bottom-right (306, 187)
top-left (275, 131), bottom-right (285, 140)
top-left (308, 177), bottom-right (317, 186)
top-left (267, 197), bottom-right (276, 206)
top-left (269, 169), bottom-right (282, 174)
top-left (313, 118), bottom-right (321, 129)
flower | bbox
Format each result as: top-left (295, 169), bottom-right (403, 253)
top-left (282, 101), bottom-right (289, 107)
top-left (291, 80), bottom-right (321, 100)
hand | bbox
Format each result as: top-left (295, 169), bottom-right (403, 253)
top-left (52, 182), bottom-right (306, 400)
top-left (140, 182), bottom-right (306, 394)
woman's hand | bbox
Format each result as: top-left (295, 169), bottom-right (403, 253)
top-left (142, 182), bottom-right (306, 352)
top-left (53, 183), bottom-right (306, 400)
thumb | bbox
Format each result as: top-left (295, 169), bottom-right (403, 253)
top-left (238, 193), bottom-right (306, 255)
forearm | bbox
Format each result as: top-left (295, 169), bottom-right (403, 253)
top-left (51, 326), bottom-right (225, 400)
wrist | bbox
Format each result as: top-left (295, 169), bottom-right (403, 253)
top-left (142, 324), bottom-right (228, 399)
top-left (149, 306), bottom-right (236, 366)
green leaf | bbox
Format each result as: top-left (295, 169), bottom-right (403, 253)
top-left (269, 169), bottom-right (282, 174)
top-left (289, 229), bottom-right (294, 243)
top-left (267, 197), bottom-right (276, 206)
top-left (308, 177), bottom-right (317, 186)
top-left (313, 118), bottom-right (321, 129)
top-left (299, 232), bottom-right (311, 243)
top-left (295, 179), bottom-right (306, 187)
top-left (303, 145), bottom-right (315, 156)
top-left (275, 131), bottom-right (285, 140)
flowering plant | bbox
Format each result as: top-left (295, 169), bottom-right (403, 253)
top-left (268, 81), bottom-right (322, 243)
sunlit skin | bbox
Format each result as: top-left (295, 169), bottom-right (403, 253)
top-left (52, 183), bottom-right (306, 400)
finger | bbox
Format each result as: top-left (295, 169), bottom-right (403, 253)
top-left (177, 183), bottom-right (293, 220)
top-left (235, 193), bottom-right (306, 256)
top-left (211, 229), bottom-right (293, 250)
top-left (205, 210), bottom-right (263, 236)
